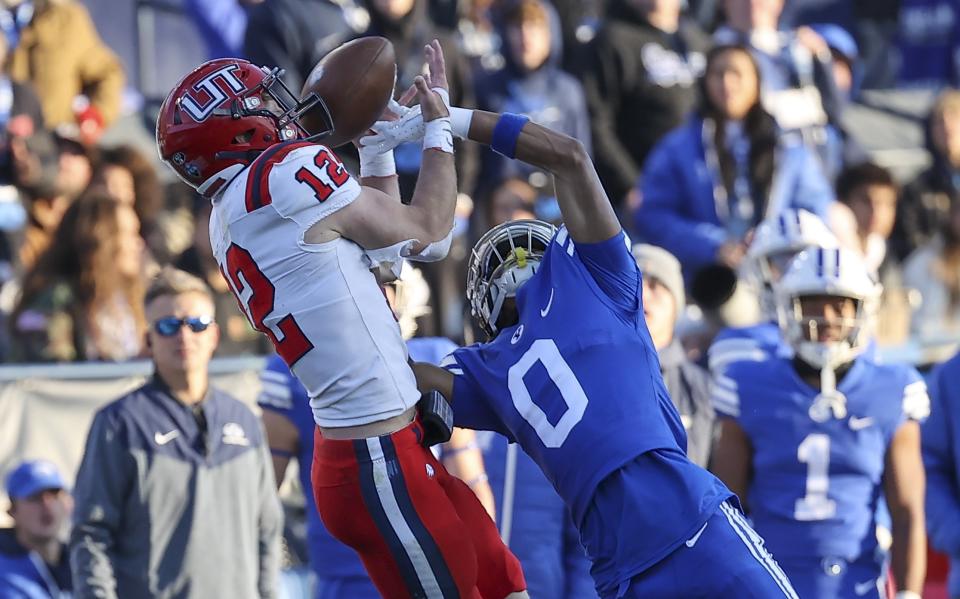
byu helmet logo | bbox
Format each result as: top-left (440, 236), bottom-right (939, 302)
top-left (180, 65), bottom-right (245, 122)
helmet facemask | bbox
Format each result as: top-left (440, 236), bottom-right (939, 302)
top-left (467, 220), bottom-right (556, 338)
top-left (209, 67), bottom-right (335, 157)
top-left (775, 247), bottom-right (881, 421)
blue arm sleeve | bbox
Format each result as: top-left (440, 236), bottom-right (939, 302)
top-left (634, 140), bottom-right (725, 274)
top-left (922, 363), bottom-right (960, 555)
top-left (573, 230), bottom-right (641, 312)
top-left (445, 353), bottom-right (514, 440)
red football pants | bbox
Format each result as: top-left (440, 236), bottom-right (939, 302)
top-left (312, 419), bottom-right (526, 599)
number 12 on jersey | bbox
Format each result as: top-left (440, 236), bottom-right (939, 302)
top-left (223, 243), bottom-right (313, 367)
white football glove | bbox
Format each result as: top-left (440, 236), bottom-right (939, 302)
top-left (359, 89), bottom-right (454, 155)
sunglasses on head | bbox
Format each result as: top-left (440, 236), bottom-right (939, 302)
top-left (152, 315), bottom-right (214, 337)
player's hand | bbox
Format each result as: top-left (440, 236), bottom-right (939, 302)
top-left (419, 40), bottom-right (450, 121)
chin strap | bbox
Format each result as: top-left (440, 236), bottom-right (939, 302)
top-left (819, 366), bottom-right (847, 419)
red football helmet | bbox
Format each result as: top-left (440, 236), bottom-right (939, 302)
top-left (156, 58), bottom-right (333, 198)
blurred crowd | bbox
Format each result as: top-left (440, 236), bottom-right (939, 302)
top-left (5, 0), bottom-right (960, 597)
top-left (0, 0), bottom-right (955, 363)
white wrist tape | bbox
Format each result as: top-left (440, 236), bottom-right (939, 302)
top-left (431, 87), bottom-right (451, 110)
top-left (895, 592), bottom-right (922, 599)
top-left (423, 117), bottom-right (453, 154)
top-left (359, 146), bottom-right (396, 178)
top-left (449, 107), bottom-right (473, 140)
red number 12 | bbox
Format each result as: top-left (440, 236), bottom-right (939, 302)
top-left (294, 148), bottom-right (349, 202)
top-left (224, 243), bottom-right (313, 367)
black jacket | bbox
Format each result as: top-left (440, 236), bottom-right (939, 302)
top-left (580, 1), bottom-right (711, 203)
top-left (243, 0), bottom-right (354, 94)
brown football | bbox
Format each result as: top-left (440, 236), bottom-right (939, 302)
top-left (299, 36), bottom-right (396, 148)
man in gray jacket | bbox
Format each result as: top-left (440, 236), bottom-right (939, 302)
top-left (632, 244), bottom-right (716, 468)
top-left (69, 267), bottom-right (283, 598)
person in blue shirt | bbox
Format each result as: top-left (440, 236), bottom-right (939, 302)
top-left (708, 208), bottom-right (838, 376)
top-left (0, 460), bottom-right (72, 599)
top-left (473, 0), bottom-right (592, 207)
top-left (712, 247), bottom-right (928, 599)
top-left (634, 44), bottom-right (836, 284)
top-left (407, 106), bottom-right (798, 597)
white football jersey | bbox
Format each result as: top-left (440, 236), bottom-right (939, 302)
top-left (209, 141), bottom-right (420, 427)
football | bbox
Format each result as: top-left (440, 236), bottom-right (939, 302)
top-left (299, 36), bottom-right (397, 148)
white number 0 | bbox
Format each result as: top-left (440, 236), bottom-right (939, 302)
top-left (794, 433), bottom-right (837, 521)
top-left (507, 339), bottom-right (588, 448)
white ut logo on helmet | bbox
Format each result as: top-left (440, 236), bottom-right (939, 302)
top-left (180, 65), bottom-right (245, 122)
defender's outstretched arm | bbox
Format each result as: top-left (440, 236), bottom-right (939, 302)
top-left (464, 110), bottom-right (622, 245)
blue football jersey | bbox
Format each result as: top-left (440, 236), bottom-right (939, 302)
top-left (446, 228), bottom-right (730, 582)
top-left (709, 322), bottom-right (880, 376)
top-left (714, 355), bottom-right (930, 561)
top-left (708, 321), bottom-right (787, 376)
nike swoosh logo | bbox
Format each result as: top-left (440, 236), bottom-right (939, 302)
top-left (540, 288), bottom-right (554, 317)
top-left (154, 430), bottom-right (180, 445)
top-left (685, 522), bottom-right (709, 548)
top-left (853, 580), bottom-right (876, 595)
top-left (849, 416), bottom-right (874, 431)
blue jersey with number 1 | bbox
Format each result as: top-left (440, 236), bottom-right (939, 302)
top-left (445, 227), bottom-right (731, 592)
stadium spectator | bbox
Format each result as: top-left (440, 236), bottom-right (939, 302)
top-left (52, 131), bottom-right (94, 203)
top-left (713, 0), bottom-right (841, 145)
top-left (807, 23), bottom-right (870, 182)
top-left (836, 162), bottom-right (910, 344)
top-left (893, 89), bottom-right (960, 262)
top-left (175, 197), bottom-right (268, 356)
top-left (90, 145), bottom-right (165, 261)
top-left (473, 0), bottom-right (591, 205)
top-left (0, 460), bottom-right (72, 598)
top-left (10, 192), bottom-right (145, 362)
top-left (243, 0), bottom-right (355, 95)
top-left (923, 349), bottom-right (960, 599)
top-left (579, 0), bottom-right (710, 208)
top-left (837, 163), bottom-right (899, 274)
top-left (632, 243), bottom-right (715, 468)
top-left (6, 0), bottom-right (124, 134)
top-left (485, 177), bottom-right (536, 229)
top-left (712, 247), bottom-right (928, 599)
top-left (634, 44), bottom-right (834, 283)
top-left (13, 132), bottom-right (64, 272)
top-left (903, 200), bottom-right (960, 341)
top-left (70, 267), bottom-right (283, 598)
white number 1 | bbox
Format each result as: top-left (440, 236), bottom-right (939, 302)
top-left (507, 339), bottom-right (588, 448)
top-left (794, 433), bottom-right (837, 521)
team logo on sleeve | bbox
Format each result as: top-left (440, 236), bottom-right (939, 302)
top-left (180, 65), bottom-right (245, 122)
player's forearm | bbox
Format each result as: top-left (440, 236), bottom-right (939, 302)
top-left (361, 174), bottom-right (400, 201)
top-left (466, 110), bottom-right (589, 176)
top-left (890, 507), bottom-right (926, 593)
top-left (408, 148), bottom-right (457, 242)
